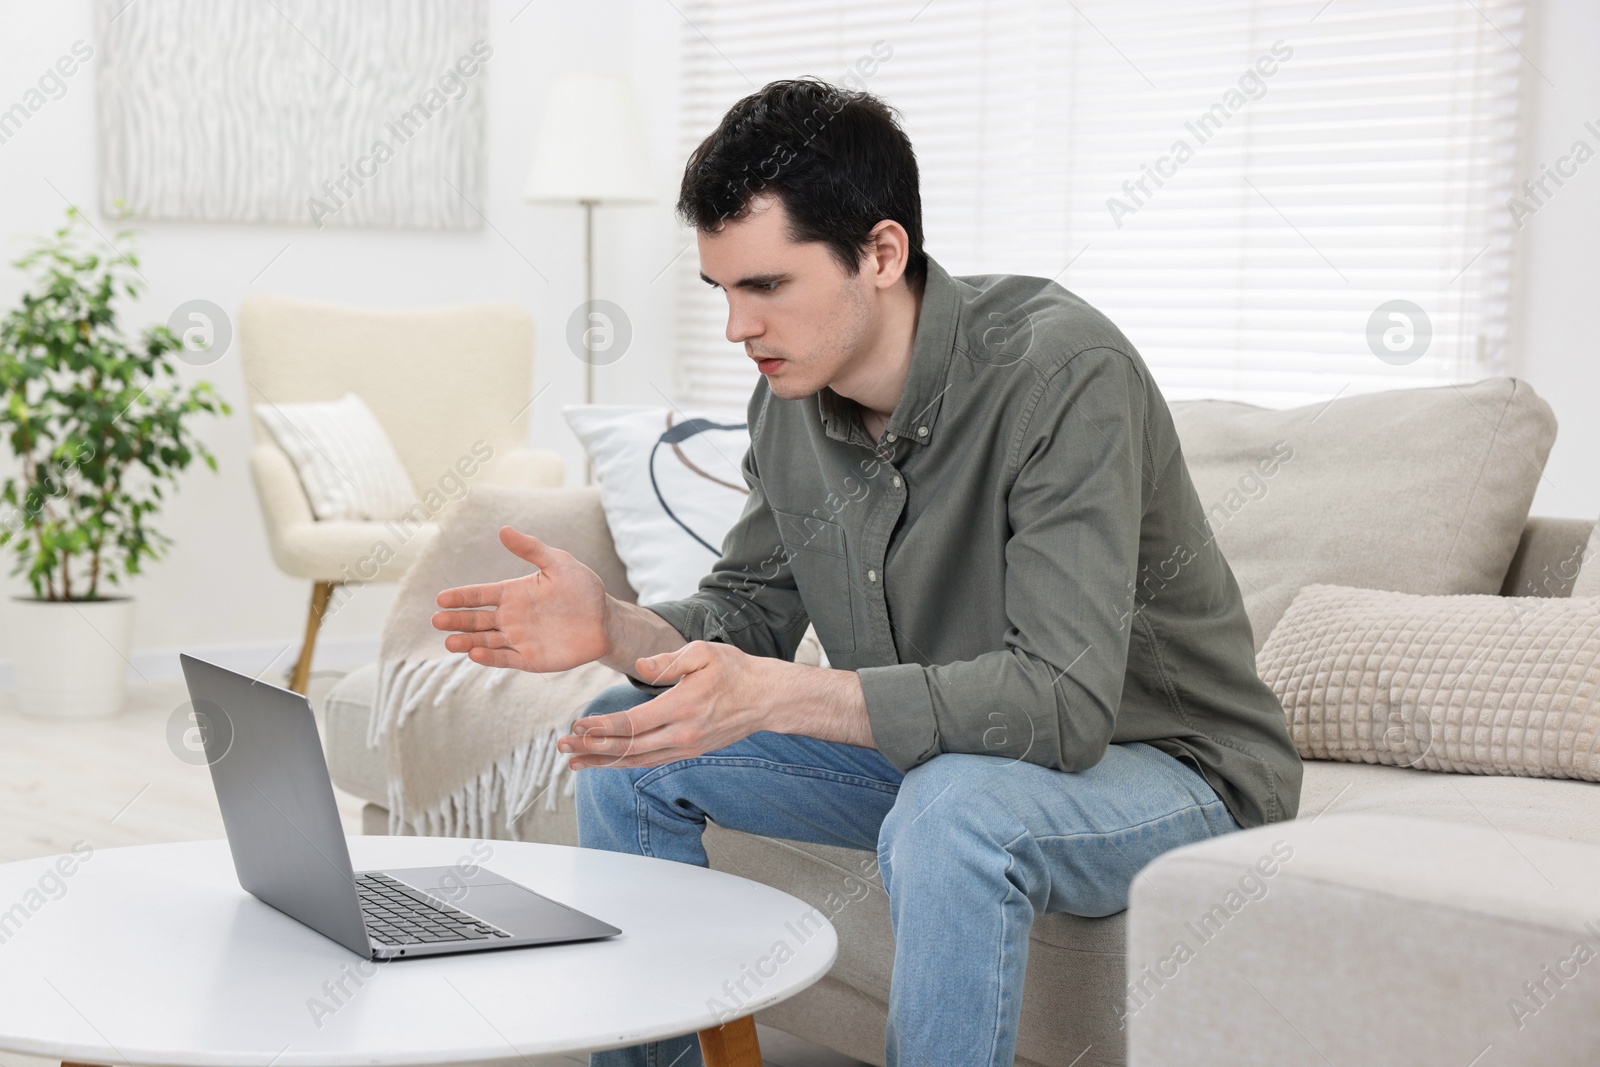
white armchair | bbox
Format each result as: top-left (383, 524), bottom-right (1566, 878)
top-left (238, 293), bottom-right (564, 692)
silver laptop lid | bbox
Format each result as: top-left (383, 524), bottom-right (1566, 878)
top-left (179, 654), bottom-right (370, 956)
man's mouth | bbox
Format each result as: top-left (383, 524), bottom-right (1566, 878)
top-left (751, 353), bottom-right (784, 375)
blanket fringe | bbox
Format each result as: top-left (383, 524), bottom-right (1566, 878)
top-left (382, 728), bottom-right (577, 839)
top-left (373, 652), bottom-right (585, 840)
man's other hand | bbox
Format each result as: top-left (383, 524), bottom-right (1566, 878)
top-left (553, 643), bottom-right (876, 767)
top-left (431, 525), bottom-right (612, 673)
top-left (557, 641), bottom-right (782, 769)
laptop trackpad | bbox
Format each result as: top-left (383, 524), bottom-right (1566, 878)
top-left (381, 866), bottom-right (618, 939)
top-left (442, 883), bottom-right (616, 939)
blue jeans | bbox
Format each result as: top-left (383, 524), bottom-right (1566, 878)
top-left (575, 684), bottom-right (1241, 1067)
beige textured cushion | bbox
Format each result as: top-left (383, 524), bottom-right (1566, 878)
top-left (1171, 378), bottom-right (1556, 647)
top-left (1259, 583), bottom-right (1600, 780)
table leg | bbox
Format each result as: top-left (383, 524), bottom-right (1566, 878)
top-left (697, 1013), bottom-right (761, 1066)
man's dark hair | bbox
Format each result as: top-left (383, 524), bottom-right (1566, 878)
top-left (677, 77), bottom-right (927, 286)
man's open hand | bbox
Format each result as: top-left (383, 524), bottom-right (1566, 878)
top-left (431, 526), bottom-right (612, 673)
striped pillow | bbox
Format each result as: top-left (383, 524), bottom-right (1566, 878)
top-left (255, 393), bottom-right (419, 521)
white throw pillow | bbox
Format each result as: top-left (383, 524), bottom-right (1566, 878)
top-left (564, 404), bottom-right (752, 604)
top-left (254, 393), bottom-right (420, 521)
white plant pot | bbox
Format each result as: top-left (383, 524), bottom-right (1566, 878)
top-left (7, 596), bottom-right (136, 718)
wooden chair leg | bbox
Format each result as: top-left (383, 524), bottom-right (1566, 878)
top-left (289, 580), bottom-right (338, 694)
top-left (698, 1014), bottom-right (762, 1066)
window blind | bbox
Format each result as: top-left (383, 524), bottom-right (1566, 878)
top-left (673, 0), bottom-right (1526, 410)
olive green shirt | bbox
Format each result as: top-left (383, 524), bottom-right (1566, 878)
top-left (644, 255), bottom-right (1302, 829)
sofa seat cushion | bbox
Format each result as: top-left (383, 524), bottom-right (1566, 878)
top-left (1300, 757), bottom-right (1600, 846)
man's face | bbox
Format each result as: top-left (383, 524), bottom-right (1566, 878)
top-left (697, 195), bottom-right (875, 401)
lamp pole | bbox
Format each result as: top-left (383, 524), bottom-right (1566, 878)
top-left (582, 197), bottom-right (597, 483)
top-left (582, 198), bottom-right (597, 405)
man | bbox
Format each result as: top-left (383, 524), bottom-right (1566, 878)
top-left (432, 78), bottom-right (1301, 1067)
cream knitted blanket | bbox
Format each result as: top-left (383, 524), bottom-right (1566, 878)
top-left (370, 486), bottom-right (624, 838)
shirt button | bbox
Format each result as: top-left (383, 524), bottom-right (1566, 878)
top-left (885, 432), bottom-right (897, 442)
top-left (867, 569), bottom-right (878, 583)
top-left (917, 426), bottom-right (928, 437)
top-left (892, 476), bottom-right (902, 488)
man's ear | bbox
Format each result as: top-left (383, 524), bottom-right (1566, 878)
top-left (863, 220), bottom-right (910, 290)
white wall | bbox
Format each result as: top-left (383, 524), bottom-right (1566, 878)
top-left (0, 0), bottom-right (686, 680)
top-left (1517, 0), bottom-right (1600, 520)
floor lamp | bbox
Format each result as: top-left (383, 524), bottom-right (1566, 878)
top-left (524, 73), bottom-right (656, 471)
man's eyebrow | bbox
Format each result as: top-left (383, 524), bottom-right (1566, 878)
top-left (699, 271), bottom-right (789, 289)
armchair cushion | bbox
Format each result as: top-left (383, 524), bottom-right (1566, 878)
top-left (254, 392), bottom-right (419, 520)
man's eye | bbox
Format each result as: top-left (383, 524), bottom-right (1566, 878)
top-left (759, 281), bottom-right (780, 292)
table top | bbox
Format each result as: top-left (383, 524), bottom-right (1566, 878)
top-left (0, 836), bottom-right (837, 1066)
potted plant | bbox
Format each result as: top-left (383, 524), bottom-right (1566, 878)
top-left (0, 206), bottom-right (230, 717)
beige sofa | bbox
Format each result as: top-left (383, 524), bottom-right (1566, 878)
top-left (321, 379), bottom-right (1598, 1066)
top-left (322, 508), bottom-right (1596, 1067)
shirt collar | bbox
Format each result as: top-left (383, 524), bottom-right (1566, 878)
top-left (817, 255), bottom-right (960, 447)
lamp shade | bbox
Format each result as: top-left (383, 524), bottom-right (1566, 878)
top-left (524, 73), bottom-right (656, 204)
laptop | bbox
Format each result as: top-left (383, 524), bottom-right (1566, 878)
top-left (179, 653), bottom-right (622, 960)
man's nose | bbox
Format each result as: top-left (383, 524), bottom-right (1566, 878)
top-left (725, 298), bottom-right (761, 344)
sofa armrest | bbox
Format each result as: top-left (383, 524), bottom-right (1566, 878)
top-left (1127, 812), bottom-right (1600, 1066)
top-left (471, 486), bottom-right (636, 604)
top-left (1500, 516), bottom-right (1594, 598)
top-left (478, 445), bottom-right (565, 490)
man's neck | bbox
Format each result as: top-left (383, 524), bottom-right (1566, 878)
top-left (831, 274), bottom-right (926, 442)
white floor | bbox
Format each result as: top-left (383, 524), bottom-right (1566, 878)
top-left (0, 674), bottom-right (870, 1067)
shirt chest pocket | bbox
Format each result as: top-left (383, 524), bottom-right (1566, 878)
top-left (773, 509), bottom-right (857, 655)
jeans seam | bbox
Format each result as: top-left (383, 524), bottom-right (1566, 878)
top-left (991, 827), bottom-right (1031, 1067)
top-left (635, 783), bottom-right (654, 859)
top-left (1026, 797), bottom-right (1234, 846)
top-left (635, 754), bottom-right (903, 796)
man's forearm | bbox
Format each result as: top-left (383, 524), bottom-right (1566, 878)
top-left (599, 597), bottom-right (688, 676)
top-left (771, 662), bottom-right (877, 749)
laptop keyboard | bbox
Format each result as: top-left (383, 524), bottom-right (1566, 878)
top-left (356, 872), bottom-right (512, 946)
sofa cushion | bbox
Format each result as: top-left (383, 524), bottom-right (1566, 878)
top-left (1300, 758), bottom-right (1600, 846)
top-left (1171, 377), bottom-right (1556, 647)
top-left (563, 404), bottom-right (752, 604)
top-left (1260, 583), bottom-right (1600, 782)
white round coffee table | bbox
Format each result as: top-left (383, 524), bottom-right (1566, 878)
top-left (0, 837), bottom-right (837, 1066)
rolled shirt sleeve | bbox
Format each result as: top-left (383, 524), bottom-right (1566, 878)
top-left (857, 347), bottom-right (1148, 774)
